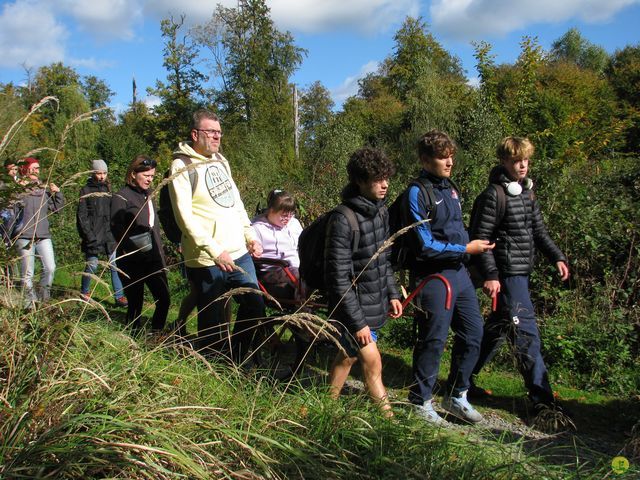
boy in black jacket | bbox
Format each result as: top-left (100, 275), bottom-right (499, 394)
top-left (469, 136), bottom-right (570, 415)
top-left (326, 147), bottom-right (403, 416)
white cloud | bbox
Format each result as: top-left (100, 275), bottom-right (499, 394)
top-left (331, 60), bottom-right (379, 104)
top-left (0, 0), bottom-right (67, 68)
top-left (143, 94), bottom-right (161, 109)
top-left (52, 0), bottom-right (143, 40)
top-left (466, 75), bottom-right (481, 88)
top-left (269, 0), bottom-right (420, 34)
top-left (143, 0), bottom-right (231, 25)
top-left (69, 57), bottom-right (116, 70)
top-left (431, 0), bottom-right (640, 42)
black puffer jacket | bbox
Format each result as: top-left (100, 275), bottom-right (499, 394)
top-left (325, 185), bottom-right (400, 333)
top-left (77, 177), bottom-right (116, 255)
top-left (470, 166), bottom-right (566, 279)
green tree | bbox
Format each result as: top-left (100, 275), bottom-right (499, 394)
top-left (147, 15), bottom-right (208, 150)
top-left (385, 16), bottom-right (465, 102)
top-left (606, 44), bottom-right (640, 151)
top-left (550, 28), bottom-right (609, 74)
top-left (299, 81), bottom-right (334, 143)
top-left (194, 0), bottom-right (306, 181)
top-left (82, 75), bottom-right (115, 123)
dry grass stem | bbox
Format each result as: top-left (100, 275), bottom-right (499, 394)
top-left (60, 170), bottom-right (96, 188)
top-left (75, 272), bottom-right (112, 291)
top-left (0, 96), bottom-right (58, 156)
top-left (79, 191), bottom-right (112, 200)
top-left (149, 157), bottom-right (227, 201)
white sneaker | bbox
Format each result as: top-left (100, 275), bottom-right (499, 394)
top-left (442, 390), bottom-right (483, 423)
top-left (413, 400), bottom-right (447, 426)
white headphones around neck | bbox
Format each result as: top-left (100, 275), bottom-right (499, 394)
top-left (503, 177), bottom-right (533, 196)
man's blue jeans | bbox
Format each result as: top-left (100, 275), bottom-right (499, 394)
top-left (81, 251), bottom-right (125, 300)
top-left (187, 253), bottom-right (265, 363)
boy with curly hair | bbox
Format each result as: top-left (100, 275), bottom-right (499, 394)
top-left (325, 147), bottom-right (403, 416)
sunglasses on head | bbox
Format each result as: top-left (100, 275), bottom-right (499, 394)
top-left (134, 158), bottom-right (157, 171)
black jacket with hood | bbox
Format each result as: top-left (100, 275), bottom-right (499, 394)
top-left (324, 184), bottom-right (400, 333)
top-left (77, 177), bottom-right (116, 255)
top-left (470, 165), bottom-right (566, 279)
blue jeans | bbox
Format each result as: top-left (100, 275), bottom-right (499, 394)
top-left (187, 253), bottom-right (265, 363)
top-left (81, 251), bottom-right (125, 300)
top-left (15, 238), bottom-right (56, 306)
top-left (473, 275), bottom-right (554, 405)
top-left (409, 267), bottom-right (484, 404)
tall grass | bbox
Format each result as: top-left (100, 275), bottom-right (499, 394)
top-left (1, 301), bottom-right (593, 479)
top-left (1, 97), bottom-right (633, 479)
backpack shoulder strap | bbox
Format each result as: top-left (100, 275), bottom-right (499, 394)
top-left (491, 183), bottom-right (507, 225)
top-left (173, 153), bottom-right (197, 195)
top-left (334, 204), bottom-right (360, 253)
top-left (411, 177), bottom-right (438, 220)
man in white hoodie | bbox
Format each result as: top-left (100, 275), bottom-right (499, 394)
top-left (169, 109), bottom-right (264, 363)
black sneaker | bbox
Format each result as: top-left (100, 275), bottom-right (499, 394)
top-left (468, 381), bottom-right (493, 399)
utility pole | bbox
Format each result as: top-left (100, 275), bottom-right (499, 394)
top-left (293, 84), bottom-right (299, 160)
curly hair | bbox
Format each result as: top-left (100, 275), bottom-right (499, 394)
top-left (417, 130), bottom-right (457, 161)
top-left (347, 147), bottom-right (396, 185)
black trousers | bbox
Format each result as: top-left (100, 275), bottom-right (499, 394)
top-left (120, 256), bottom-right (170, 331)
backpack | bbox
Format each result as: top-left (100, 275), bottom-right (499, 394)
top-left (158, 154), bottom-right (197, 244)
top-left (0, 201), bottom-right (24, 246)
top-left (388, 176), bottom-right (459, 270)
top-left (298, 205), bottom-right (360, 291)
top-left (467, 183), bottom-right (507, 287)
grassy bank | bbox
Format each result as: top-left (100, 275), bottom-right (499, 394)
top-left (1, 290), bottom-right (637, 479)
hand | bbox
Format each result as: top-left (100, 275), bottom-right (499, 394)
top-left (482, 280), bottom-right (501, 299)
top-left (465, 239), bottom-right (495, 255)
top-left (49, 183), bottom-right (60, 193)
top-left (556, 261), bottom-right (570, 281)
top-left (354, 325), bottom-right (373, 346)
top-left (215, 250), bottom-right (236, 272)
top-left (247, 239), bottom-right (263, 258)
top-left (388, 299), bottom-right (403, 318)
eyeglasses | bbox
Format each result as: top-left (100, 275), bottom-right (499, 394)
top-left (279, 212), bottom-right (295, 220)
top-left (196, 129), bottom-right (223, 138)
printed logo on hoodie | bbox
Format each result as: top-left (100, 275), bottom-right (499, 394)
top-left (205, 164), bottom-right (235, 208)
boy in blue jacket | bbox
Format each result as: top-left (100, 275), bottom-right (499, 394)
top-left (407, 130), bottom-right (494, 424)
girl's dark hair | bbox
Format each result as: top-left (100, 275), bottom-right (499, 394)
top-left (267, 189), bottom-right (296, 213)
top-left (126, 154), bottom-right (157, 185)
top-left (346, 147), bottom-right (395, 184)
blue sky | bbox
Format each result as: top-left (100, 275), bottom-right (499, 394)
top-left (1, 0), bottom-right (639, 114)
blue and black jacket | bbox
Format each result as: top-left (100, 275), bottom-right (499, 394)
top-left (408, 170), bottom-right (468, 274)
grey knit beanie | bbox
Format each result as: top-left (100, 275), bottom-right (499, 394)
top-left (92, 159), bottom-right (108, 172)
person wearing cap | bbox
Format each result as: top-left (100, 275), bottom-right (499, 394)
top-left (76, 159), bottom-right (128, 307)
top-left (14, 157), bottom-right (64, 308)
